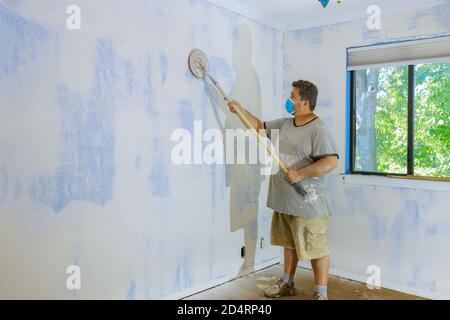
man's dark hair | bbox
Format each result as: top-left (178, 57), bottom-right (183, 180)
top-left (292, 80), bottom-right (318, 111)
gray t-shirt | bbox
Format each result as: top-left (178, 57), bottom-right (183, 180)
top-left (264, 117), bottom-right (339, 218)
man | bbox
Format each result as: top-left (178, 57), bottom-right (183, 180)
top-left (228, 80), bottom-right (339, 300)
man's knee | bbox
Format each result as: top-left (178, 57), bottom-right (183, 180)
top-left (311, 254), bottom-right (330, 263)
top-left (284, 247), bottom-right (297, 255)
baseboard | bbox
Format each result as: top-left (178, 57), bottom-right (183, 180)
top-left (328, 267), bottom-right (450, 300)
top-left (165, 257), bottom-right (281, 300)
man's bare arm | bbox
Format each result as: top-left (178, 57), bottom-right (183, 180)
top-left (301, 156), bottom-right (338, 178)
top-left (227, 100), bottom-right (264, 130)
top-left (284, 156), bottom-right (338, 184)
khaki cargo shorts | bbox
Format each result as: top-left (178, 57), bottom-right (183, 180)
top-left (270, 211), bottom-right (329, 261)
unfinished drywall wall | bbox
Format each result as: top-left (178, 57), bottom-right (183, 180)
top-left (284, 2), bottom-right (450, 299)
top-left (0, 0), bottom-right (283, 299)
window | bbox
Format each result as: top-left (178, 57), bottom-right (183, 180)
top-left (348, 37), bottom-right (450, 180)
top-left (414, 63), bottom-right (450, 178)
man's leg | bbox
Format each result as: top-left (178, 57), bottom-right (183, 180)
top-left (263, 247), bottom-right (297, 298)
top-left (264, 212), bottom-right (298, 297)
top-left (282, 247), bottom-right (298, 285)
top-left (311, 255), bottom-right (330, 298)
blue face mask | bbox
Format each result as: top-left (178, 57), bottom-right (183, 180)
top-left (285, 98), bottom-right (295, 114)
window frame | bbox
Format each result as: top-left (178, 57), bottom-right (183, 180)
top-left (349, 64), bottom-right (450, 181)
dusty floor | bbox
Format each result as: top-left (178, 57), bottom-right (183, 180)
top-left (184, 264), bottom-right (425, 300)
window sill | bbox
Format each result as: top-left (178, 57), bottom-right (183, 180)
top-left (340, 174), bottom-right (450, 192)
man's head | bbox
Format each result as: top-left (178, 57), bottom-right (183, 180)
top-left (290, 80), bottom-right (318, 114)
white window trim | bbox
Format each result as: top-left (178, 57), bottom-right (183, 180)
top-left (340, 174), bottom-right (450, 192)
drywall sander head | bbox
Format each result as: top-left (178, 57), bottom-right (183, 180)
top-left (188, 49), bottom-right (209, 79)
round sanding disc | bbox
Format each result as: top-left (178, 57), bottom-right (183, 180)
top-left (188, 49), bottom-right (209, 79)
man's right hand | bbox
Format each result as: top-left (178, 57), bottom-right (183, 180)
top-left (227, 100), bottom-right (242, 114)
top-left (227, 100), bottom-right (264, 131)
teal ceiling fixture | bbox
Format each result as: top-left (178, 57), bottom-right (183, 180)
top-left (319, 0), bottom-right (330, 8)
top-left (319, 0), bottom-right (342, 8)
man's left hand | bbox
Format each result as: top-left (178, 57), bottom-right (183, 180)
top-left (284, 168), bottom-right (307, 184)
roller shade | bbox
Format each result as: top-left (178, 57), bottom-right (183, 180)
top-left (347, 36), bottom-right (450, 70)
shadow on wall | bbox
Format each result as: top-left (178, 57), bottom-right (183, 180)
top-left (206, 24), bottom-right (264, 277)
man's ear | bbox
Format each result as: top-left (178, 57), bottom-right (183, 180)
top-left (304, 100), bottom-right (312, 111)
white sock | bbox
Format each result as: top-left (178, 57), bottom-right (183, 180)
top-left (282, 272), bottom-right (295, 285)
top-left (315, 285), bottom-right (327, 297)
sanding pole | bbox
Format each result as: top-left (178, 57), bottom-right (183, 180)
top-left (206, 74), bottom-right (307, 197)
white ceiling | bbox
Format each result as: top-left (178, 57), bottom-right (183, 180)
top-left (208, 0), bottom-right (445, 31)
